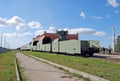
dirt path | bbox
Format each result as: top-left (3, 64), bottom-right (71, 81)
top-left (16, 53), bottom-right (84, 81)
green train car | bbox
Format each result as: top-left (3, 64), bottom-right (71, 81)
top-left (52, 39), bottom-right (99, 56)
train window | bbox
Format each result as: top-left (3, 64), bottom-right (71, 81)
top-left (33, 41), bottom-right (38, 46)
top-left (43, 37), bottom-right (52, 44)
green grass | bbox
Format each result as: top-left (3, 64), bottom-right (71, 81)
top-left (22, 51), bottom-right (120, 81)
top-left (17, 58), bottom-right (26, 81)
top-left (0, 51), bottom-right (17, 81)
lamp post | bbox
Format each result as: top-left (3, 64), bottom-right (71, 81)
top-left (112, 26), bottom-right (115, 53)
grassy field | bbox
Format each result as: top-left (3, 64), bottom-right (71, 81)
top-left (0, 51), bottom-right (17, 81)
top-left (22, 51), bottom-right (120, 81)
top-left (17, 58), bottom-right (26, 81)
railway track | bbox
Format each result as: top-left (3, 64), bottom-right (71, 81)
top-left (92, 53), bottom-right (120, 63)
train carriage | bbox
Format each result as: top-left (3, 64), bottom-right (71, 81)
top-left (21, 30), bottom-right (100, 57)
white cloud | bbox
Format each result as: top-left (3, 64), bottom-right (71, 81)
top-left (94, 31), bottom-right (107, 36)
top-left (49, 26), bottom-right (56, 32)
top-left (0, 16), bottom-right (26, 31)
top-left (63, 28), bottom-right (68, 31)
top-left (16, 23), bottom-right (26, 31)
top-left (7, 16), bottom-right (25, 26)
top-left (35, 26), bottom-right (56, 36)
top-left (0, 18), bottom-right (8, 27)
top-left (3, 32), bottom-right (17, 37)
top-left (35, 29), bottom-right (55, 36)
top-left (92, 16), bottom-right (102, 19)
top-left (28, 21), bottom-right (42, 29)
top-left (35, 30), bottom-right (46, 36)
top-left (18, 32), bottom-right (32, 37)
top-left (68, 28), bottom-right (96, 34)
top-left (0, 16), bottom-right (42, 31)
top-left (68, 28), bottom-right (106, 36)
top-left (35, 27), bottom-right (106, 37)
top-left (3, 32), bottom-right (32, 37)
top-left (114, 10), bottom-right (119, 13)
top-left (80, 11), bottom-right (86, 19)
top-left (106, 15), bottom-right (110, 18)
top-left (107, 0), bottom-right (119, 8)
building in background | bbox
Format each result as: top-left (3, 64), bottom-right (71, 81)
top-left (116, 35), bottom-right (120, 52)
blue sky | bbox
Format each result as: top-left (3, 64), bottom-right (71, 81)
top-left (0, 0), bottom-right (120, 49)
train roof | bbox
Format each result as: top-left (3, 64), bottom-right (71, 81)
top-left (33, 32), bottom-right (78, 42)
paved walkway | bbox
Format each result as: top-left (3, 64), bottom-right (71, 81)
top-left (16, 53), bottom-right (84, 81)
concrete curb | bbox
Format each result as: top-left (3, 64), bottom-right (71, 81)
top-left (27, 54), bottom-right (109, 81)
top-left (14, 57), bottom-right (21, 81)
